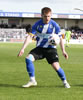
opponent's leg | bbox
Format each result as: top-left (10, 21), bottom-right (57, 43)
top-left (66, 39), bottom-right (68, 47)
top-left (22, 54), bottom-right (37, 88)
top-left (67, 38), bottom-right (70, 47)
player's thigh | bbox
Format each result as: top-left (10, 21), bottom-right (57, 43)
top-left (27, 47), bottom-right (44, 61)
top-left (45, 48), bottom-right (59, 64)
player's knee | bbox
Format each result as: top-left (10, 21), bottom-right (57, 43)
top-left (26, 54), bottom-right (35, 62)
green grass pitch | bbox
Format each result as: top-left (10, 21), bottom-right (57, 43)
top-left (0, 43), bottom-right (83, 100)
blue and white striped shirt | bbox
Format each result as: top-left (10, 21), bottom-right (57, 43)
top-left (32, 19), bottom-right (61, 48)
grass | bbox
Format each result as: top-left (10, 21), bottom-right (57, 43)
top-left (0, 43), bottom-right (83, 100)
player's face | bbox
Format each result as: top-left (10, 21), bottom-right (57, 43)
top-left (42, 12), bottom-right (52, 24)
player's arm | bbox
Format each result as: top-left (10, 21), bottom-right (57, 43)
top-left (18, 24), bottom-right (34, 57)
top-left (59, 35), bottom-right (68, 59)
top-left (55, 23), bottom-right (68, 59)
top-left (17, 33), bottom-right (33, 57)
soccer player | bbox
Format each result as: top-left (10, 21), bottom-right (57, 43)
top-left (18, 7), bottom-right (70, 88)
top-left (65, 29), bottom-right (71, 47)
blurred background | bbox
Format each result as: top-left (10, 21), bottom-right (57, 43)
top-left (0, 0), bottom-right (83, 43)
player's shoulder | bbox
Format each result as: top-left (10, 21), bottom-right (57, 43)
top-left (50, 19), bottom-right (59, 27)
top-left (34, 19), bottom-right (43, 25)
top-left (32, 19), bottom-right (43, 29)
top-left (50, 19), bottom-right (57, 24)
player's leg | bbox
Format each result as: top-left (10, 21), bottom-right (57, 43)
top-left (22, 47), bottom-right (44, 88)
top-left (45, 48), bottom-right (70, 88)
top-left (22, 54), bottom-right (37, 88)
top-left (52, 62), bottom-right (70, 88)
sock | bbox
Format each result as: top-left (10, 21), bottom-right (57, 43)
top-left (56, 67), bottom-right (66, 81)
top-left (25, 58), bottom-right (35, 77)
top-left (30, 77), bottom-right (36, 82)
top-left (63, 80), bottom-right (68, 84)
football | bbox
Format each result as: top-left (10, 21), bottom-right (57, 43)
top-left (48, 34), bottom-right (60, 45)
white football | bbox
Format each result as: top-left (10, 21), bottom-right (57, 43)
top-left (48, 34), bottom-right (60, 45)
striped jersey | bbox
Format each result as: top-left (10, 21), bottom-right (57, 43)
top-left (32, 19), bottom-right (61, 48)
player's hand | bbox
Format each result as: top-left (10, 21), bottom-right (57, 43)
top-left (17, 49), bottom-right (24, 57)
top-left (63, 51), bottom-right (68, 60)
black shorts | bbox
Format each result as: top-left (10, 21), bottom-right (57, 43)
top-left (29, 47), bottom-right (59, 64)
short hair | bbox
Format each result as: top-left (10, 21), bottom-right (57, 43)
top-left (41, 7), bottom-right (52, 15)
top-left (25, 24), bottom-right (32, 33)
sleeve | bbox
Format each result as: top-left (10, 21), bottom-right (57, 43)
top-left (55, 23), bottom-right (62, 37)
top-left (55, 23), bottom-right (61, 34)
